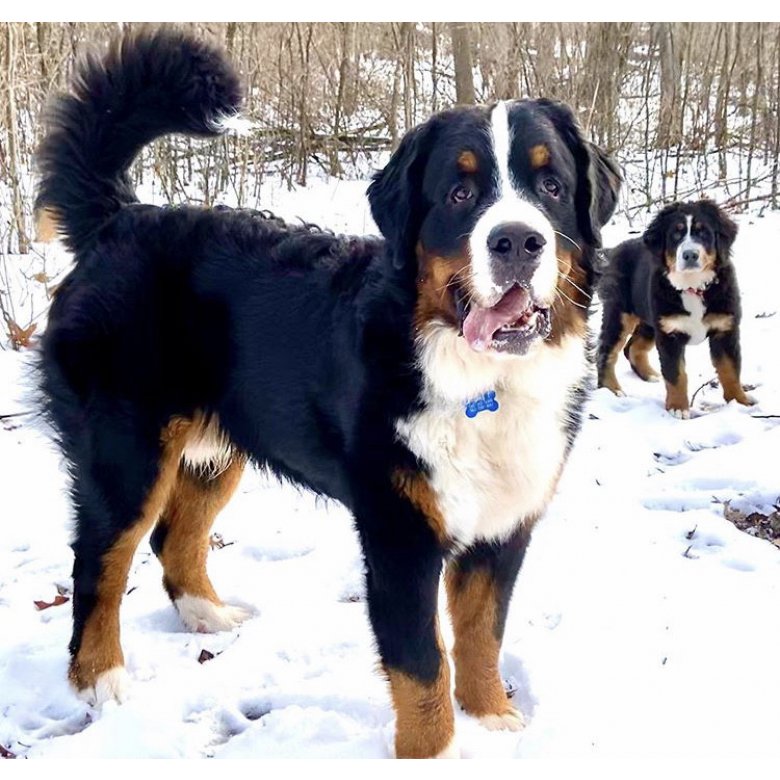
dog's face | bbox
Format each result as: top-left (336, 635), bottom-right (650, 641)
top-left (368, 99), bottom-right (620, 357)
top-left (643, 200), bottom-right (738, 291)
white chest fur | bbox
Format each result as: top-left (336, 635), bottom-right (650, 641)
top-left (661, 292), bottom-right (708, 345)
top-left (395, 326), bottom-right (587, 546)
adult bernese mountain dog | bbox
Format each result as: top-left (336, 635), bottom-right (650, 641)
top-left (597, 200), bottom-right (754, 418)
top-left (36, 29), bottom-right (620, 758)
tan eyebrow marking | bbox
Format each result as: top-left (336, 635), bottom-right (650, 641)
top-left (457, 150), bottom-right (478, 174)
top-left (529, 144), bottom-right (550, 169)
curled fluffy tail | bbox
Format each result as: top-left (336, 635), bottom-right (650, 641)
top-left (35, 28), bottom-right (242, 255)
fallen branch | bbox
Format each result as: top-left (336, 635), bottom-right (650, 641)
top-left (690, 376), bottom-right (718, 407)
top-left (0, 410), bottom-right (35, 420)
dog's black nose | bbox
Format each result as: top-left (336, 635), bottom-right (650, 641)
top-left (682, 249), bottom-right (700, 267)
top-left (488, 223), bottom-right (546, 263)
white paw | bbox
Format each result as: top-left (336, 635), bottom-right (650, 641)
top-left (614, 389), bottom-right (626, 397)
top-left (77, 666), bottom-right (129, 707)
top-left (175, 594), bottom-right (252, 633)
top-left (668, 408), bottom-right (690, 420)
top-left (478, 709), bottom-right (526, 732)
top-left (647, 373), bottom-right (661, 383)
top-left (433, 738), bottom-right (461, 759)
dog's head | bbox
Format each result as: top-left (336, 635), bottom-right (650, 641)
top-left (643, 200), bottom-right (738, 292)
top-left (368, 100), bottom-right (621, 357)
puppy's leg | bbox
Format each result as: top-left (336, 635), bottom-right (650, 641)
top-left (445, 525), bottom-right (530, 732)
top-left (657, 333), bottom-right (690, 418)
top-left (69, 416), bottom-right (189, 704)
top-left (709, 328), bottom-right (755, 406)
top-left (598, 310), bottom-right (638, 396)
top-left (357, 484), bottom-right (454, 759)
top-left (625, 322), bottom-right (660, 382)
top-left (150, 457), bottom-right (250, 633)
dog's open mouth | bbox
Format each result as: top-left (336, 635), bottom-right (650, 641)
top-left (455, 284), bottom-right (551, 355)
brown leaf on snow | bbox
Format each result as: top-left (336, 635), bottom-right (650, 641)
top-left (34, 594), bottom-right (70, 611)
top-left (198, 649), bottom-right (215, 664)
top-left (724, 500), bottom-right (780, 546)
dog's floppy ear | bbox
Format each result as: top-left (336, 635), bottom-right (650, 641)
top-left (588, 142), bottom-right (622, 227)
top-left (368, 119), bottom-right (436, 270)
top-left (643, 203), bottom-right (678, 258)
top-left (700, 200), bottom-right (738, 254)
top-left (537, 100), bottom-right (621, 248)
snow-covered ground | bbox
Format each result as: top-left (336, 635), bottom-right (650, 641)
top-left (1, 179), bottom-right (779, 759)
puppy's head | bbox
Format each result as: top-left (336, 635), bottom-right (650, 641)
top-left (368, 100), bottom-right (621, 357)
top-left (644, 200), bottom-right (737, 291)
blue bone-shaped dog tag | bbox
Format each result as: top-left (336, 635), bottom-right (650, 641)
top-left (464, 390), bottom-right (499, 418)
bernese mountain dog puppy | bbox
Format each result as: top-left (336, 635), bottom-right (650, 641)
top-left (36, 29), bottom-right (620, 758)
top-left (597, 200), bottom-right (754, 418)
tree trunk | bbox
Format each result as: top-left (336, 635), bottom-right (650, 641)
top-left (745, 23), bottom-right (762, 202)
top-left (450, 22), bottom-right (476, 105)
top-left (5, 23), bottom-right (30, 254)
top-left (656, 22), bottom-right (681, 147)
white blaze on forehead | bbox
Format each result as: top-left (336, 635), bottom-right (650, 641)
top-left (675, 214), bottom-right (706, 272)
top-left (468, 101), bottom-right (558, 305)
top-left (491, 100), bottom-right (513, 196)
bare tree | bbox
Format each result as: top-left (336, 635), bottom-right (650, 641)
top-left (656, 22), bottom-right (682, 148)
top-left (450, 22), bottom-right (475, 105)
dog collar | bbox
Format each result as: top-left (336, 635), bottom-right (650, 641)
top-left (465, 390), bottom-right (499, 418)
top-left (673, 272), bottom-right (716, 297)
top-left (682, 277), bottom-right (716, 297)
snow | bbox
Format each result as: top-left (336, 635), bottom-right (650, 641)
top-left (1, 180), bottom-right (779, 759)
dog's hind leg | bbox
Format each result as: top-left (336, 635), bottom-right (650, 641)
top-left (625, 322), bottom-right (660, 382)
top-left (597, 311), bottom-right (639, 395)
top-left (68, 416), bottom-right (190, 705)
top-left (150, 455), bottom-right (249, 633)
top-left (445, 525), bottom-right (531, 733)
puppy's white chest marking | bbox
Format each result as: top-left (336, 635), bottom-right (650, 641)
top-left (660, 292), bottom-right (708, 345)
top-left (396, 328), bottom-right (585, 546)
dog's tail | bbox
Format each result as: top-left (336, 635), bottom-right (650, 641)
top-left (35, 28), bottom-right (242, 256)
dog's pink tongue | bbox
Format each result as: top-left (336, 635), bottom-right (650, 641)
top-left (463, 287), bottom-right (531, 351)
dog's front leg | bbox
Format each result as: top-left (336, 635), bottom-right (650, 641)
top-left (445, 525), bottom-right (530, 731)
top-left (657, 332), bottom-right (690, 418)
top-left (708, 328), bottom-right (755, 406)
top-left (356, 486), bottom-right (455, 759)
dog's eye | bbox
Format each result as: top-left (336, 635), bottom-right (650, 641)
top-left (450, 185), bottom-right (473, 204)
top-left (541, 177), bottom-right (561, 198)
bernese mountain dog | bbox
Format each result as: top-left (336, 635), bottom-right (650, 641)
top-left (36, 29), bottom-right (620, 758)
top-left (597, 200), bottom-right (754, 418)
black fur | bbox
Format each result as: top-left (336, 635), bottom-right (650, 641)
top-left (36, 27), bottom-right (242, 254)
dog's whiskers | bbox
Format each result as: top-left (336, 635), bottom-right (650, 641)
top-left (555, 287), bottom-right (589, 310)
top-left (554, 230), bottom-right (582, 252)
top-left (436, 266), bottom-right (470, 293)
top-left (557, 272), bottom-right (592, 300)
